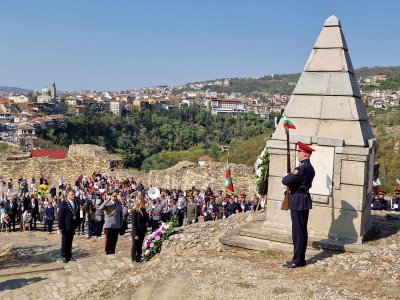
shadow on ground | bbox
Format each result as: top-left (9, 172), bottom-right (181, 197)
top-left (0, 246), bottom-right (89, 270)
top-left (0, 276), bottom-right (45, 291)
top-left (306, 249), bottom-right (342, 264)
top-left (363, 213), bottom-right (400, 243)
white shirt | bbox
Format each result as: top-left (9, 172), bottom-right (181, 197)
top-left (68, 199), bottom-right (75, 210)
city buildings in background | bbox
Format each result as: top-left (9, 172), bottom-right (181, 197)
top-left (0, 73), bottom-right (399, 147)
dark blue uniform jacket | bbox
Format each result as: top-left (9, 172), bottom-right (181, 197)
top-left (282, 159), bottom-right (315, 211)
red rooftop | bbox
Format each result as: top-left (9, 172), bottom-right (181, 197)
top-left (31, 149), bottom-right (67, 159)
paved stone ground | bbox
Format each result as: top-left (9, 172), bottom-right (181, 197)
top-left (0, 226), bottom-right (133, 300)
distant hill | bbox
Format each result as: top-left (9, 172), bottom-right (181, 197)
top-left (0, 86), bottom-right (32, 93)
top-left (197, 66), bottom-right (400, 96)
top-left (355, 66), bottom-right (400, 78)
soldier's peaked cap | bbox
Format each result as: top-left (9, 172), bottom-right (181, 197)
top-left (297, 141), bottom-right (315, 154)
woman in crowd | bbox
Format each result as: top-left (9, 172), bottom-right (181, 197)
top-left (0, 202), bottom-right (8, 232)
top-left (131, 198), bottom-right (148, 263)
top-left (120, 201), bottom-right (129, 235)
top-left (77, 203), bottom-right (86, 235)
top-left (95, 196), bottom-right (104, 237)
top-left (150, 199), bottom-right (162, 232)
top-left (45, 201), bottom-right (55, 234)
top-left (168, 199), bottom-right (178, 220)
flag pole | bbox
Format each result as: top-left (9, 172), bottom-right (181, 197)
top-left (281, 127), bottom-right (290, 210)
top-left (286, 127), bottom-right (291, 173)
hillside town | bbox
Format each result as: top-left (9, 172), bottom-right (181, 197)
top-left (0, 73), bottom-right (399, 147)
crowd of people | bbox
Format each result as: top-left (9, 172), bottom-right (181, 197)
top-left (4, 170), bottom-right (398, 265)
top-left (0, 172), bottom-right (264, 262)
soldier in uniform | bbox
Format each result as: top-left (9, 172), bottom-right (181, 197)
top-left (225, 195), bottom-right (240, 217)
top-left (58, 188), bottom-right (80, 263)
top-left (390, 189), bottom-right (400, 211)
top-left (282, 141), bottom-right (315, 268)
top-left (377, 190), bottom-right (388, 210)
top-left (371, 190), bottom-right (382, 210)
top-left (98, 192), bottom-right (123, 254)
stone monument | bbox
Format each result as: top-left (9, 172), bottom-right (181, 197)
top-left (221, 15), bottom-right (376, 251)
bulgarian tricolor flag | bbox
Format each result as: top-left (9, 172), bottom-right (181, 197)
top-left (225, 159), bottom-right (234, 194)
top-left (373, 178), bottom-right (381, 187)
top-left (396, 179), bottom-right (400, 186)
top-left (283, 116), bottom-right (296, 129)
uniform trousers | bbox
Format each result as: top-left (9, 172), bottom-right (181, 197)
top-left (290, 210), bottom-right (309, 264)
top-left (61, 230), bottom-right (75, 259)
top-left (131, 234), bottom-right (145, 262)
top-left (105, 228), bottom-right (119, 254)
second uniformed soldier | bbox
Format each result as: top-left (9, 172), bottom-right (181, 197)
top-left (390, 189), bottom-right (400, 211)
top-left (377, 190), bottom-right (389, 210)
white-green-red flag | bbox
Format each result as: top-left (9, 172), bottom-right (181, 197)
top-left (225, 159), bottom-right (234, 194)
top-left (283, 116), bottom-right (296, 129)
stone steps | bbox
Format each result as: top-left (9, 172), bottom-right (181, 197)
top-left (220, 228), bottom-right (297, 253)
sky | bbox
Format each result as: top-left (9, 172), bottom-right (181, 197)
top-left (1, 0), bottom-right (399, 91)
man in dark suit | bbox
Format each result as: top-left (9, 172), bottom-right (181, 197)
top-left (58, 188), bottom-right (80, 263)
top-left (9, 196), bottom-right (19, 231)
top-left (28, 197), bottom-right (39, 231)
top-left (282, 141), bottom-right (315, 268)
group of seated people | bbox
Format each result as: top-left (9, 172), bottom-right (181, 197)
top-left (371, 189), bottom-right (400, 211)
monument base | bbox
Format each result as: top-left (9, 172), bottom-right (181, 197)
top-left (220, 221), bottom-right (378, 254)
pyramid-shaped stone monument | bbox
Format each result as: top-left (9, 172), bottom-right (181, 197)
top-left (221, 16), bottom-right (376, 251)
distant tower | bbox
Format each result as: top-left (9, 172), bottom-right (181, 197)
top-left (50, 81), bottom-right (56, 101)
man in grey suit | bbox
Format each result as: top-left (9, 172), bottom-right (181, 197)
top-left (186, 196), bottom-right (197, 225)
top-left (98, 192), bottom-right (123, 254)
